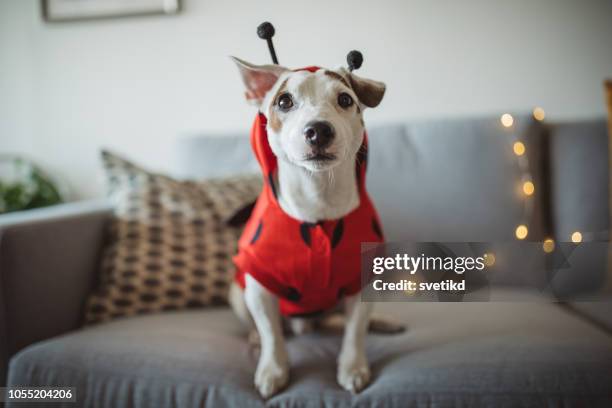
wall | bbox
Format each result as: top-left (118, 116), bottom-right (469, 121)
top-left (1, 0), bottom-right (611, 199)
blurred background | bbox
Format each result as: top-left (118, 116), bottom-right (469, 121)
top-left (1, 0), bottom-right (612, 200)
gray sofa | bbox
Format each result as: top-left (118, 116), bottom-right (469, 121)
top-left (1, 114), bottom-right (611, 407)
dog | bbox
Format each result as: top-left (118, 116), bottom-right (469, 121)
top-left (228, 56), bottom-right (393, 398)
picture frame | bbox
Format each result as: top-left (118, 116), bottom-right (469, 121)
top-left (41, 0), bottom-right (180, 22)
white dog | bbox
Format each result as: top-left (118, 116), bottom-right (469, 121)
top-left (229, 56), bottom-right (392, 398)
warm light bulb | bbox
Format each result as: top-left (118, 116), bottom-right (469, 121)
top-left (515, 225), bottom-right (528, 240)
top-left (533, 107), bottom-right (546, 121)
top-left (404, 288), bottom-right (416, 296)
top-left (571, 231), bottom-right (582, 243)
top-left (484, 253), bottom-right (496, 267)
top-left (501, 113), bottom-right (514, 128)
top-left (513, 141), bottom-right (525, 156)
top-left (542, 238), bottom-right (555, 253)
top-left (523, 181), bottom-right (535, 196)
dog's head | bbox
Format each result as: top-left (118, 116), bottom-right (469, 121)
top-left (232, 57), bottom-right (385, 172)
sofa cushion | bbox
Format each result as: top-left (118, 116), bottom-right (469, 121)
top-left (9, 293), bottom-right (612, 407)
top-left (567, 297), bottom-right (612, 333)
top-left (177, 114), bottom-right (547, 242)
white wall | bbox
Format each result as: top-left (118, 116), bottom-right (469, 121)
top-left (1, 0), bottom-right (611, 199)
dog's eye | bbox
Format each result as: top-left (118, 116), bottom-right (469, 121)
top-left (337, 92), bottom-right (354, 109)
top-left (277, 93), bottom-right (294, 111)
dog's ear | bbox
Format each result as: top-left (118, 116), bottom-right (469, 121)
top-left (343, 70), bottom-right (386, 108)
top-left (231, 56), bottom-right (288, 107)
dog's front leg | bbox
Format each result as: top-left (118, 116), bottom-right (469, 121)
top-left (337, 293), bottom-right (372, 393)
top-left (244, 274), bottom-right (289, 398)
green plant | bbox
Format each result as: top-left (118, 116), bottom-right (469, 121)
top-left (0, 156), bottom-right (63, 214)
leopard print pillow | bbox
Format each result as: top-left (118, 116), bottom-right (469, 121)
top-left (84, 151), bottom-right (261, 324)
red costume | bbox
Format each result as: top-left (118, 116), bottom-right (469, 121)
top-left (233, 68), bottom-right (384, 317)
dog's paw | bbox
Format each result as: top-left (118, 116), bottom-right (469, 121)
top-left (254, 354), bottom-right (289, 398)
top-left (337, 353), bottom-right (370, 393)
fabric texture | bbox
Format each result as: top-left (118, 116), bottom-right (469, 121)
top-left (8, 295), bottom-right (612, 407)
top-left (233, 113), bottom-right (384, 316)
top-left (84, 151), bottom-right (261, 324)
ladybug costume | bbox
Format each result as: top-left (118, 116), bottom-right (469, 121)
top-left (233, 68), bottom-right (384, 317)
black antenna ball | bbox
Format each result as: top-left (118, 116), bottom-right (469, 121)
top-left (347, 50), bottom-right (363, 72)
top-left (257, 22), bottom-right (275, 40)
top-left (257, 22), bottom-right (279, 65)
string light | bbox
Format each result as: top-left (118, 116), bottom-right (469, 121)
top-left (508, 114), bottom-right (529, 242)
top-left (542, 238), bottom-right (555, 253)
top-left (505, 109), bottom-right (590, 252)
top-left (571, 231), bottom-right (582, 243)
top-left (513, 141), bottom-right (525, 156)
top-left (501, 113), bottom-right (514, 128)
top-left (483, 253), bottom-right (496, 267)
top-left (533, 107), bottom-right (546, 121)
top-left (515, 225), bottom-right (528, 240)
top-left (522, 181), bottom-right (535, 196)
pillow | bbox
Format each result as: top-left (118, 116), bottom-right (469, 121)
top-left (84, 151), bottom-right (261, 324)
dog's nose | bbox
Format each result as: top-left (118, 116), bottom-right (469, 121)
top-left (304, 121), bottom-right (335, 148)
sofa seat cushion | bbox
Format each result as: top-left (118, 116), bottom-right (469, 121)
top-left (8, 295), bottom-right (612, 407)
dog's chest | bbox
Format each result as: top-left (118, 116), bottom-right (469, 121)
top-left (275, 161), bottom-right (360, 223)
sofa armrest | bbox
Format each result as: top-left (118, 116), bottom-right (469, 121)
top-left (0, 199), bottom-right (112, 384)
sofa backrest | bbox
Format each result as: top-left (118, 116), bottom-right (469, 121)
top-left (547, 119), bottom-right (609, 241)
top-left (176, 114), bottom-right (547, 243)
